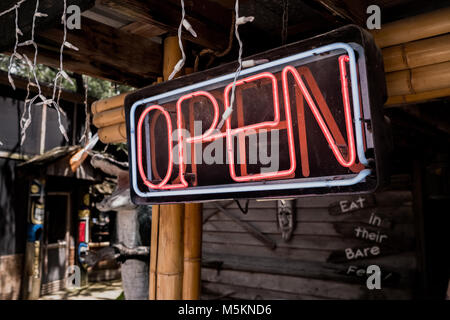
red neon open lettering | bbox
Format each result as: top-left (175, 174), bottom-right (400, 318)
top-left (176, 91), bottom-right (220, 187)
top-left (177, 91), bottom-right (220, 144)
top-left (223, 72), bottom-right (297, 182)
top-left (136, 57), bottom-right (359, 190)
top-left (137, 105), bottom-right (186, 190)
top-left (281, 56), bottom-right (356, 168)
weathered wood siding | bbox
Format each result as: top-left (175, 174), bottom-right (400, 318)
top-left (201, 179), bottom-right (418, 300)
top-left (0, 254), bottom-right (23, 300)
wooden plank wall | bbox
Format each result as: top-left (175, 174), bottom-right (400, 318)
top-left (201, 176), bottom-right (418, 300)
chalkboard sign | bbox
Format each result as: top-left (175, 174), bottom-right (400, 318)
top-left (125, 26), bottom-right (389, 204)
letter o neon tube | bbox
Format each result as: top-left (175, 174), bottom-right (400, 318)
top-left (136, 105), bottom-right (174, 189)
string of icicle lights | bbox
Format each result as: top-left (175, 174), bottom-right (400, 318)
top-left (1, 0), bottom-right (80, 145)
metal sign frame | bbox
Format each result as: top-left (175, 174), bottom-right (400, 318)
top-left (125, 26), bottom-right (389, 204)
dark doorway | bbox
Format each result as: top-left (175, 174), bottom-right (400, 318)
top-left (41, 193), bottom-right (71, 295)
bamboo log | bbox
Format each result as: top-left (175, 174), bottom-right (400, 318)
top-left (149, 205), bottom-right (160, 300)
top-left (91, 92), bottom-right (128, 114)
top-left (182, 203), bottom-right (203, 300)
top-left (156, 274), bottom-right (184, 300)
top-left (383, 34), bottom-right (450, 72)
top-left (386, 87), bottom-right (450, 106)
top-left (155, 203), bottom-right (185, 300)
top-left (163, 36), bottom-right (183, 81)
top-left (385, 61), bottom-right (450, 97)
top-left (149, 36), bottom-right (187, 301)
top-left (98, 123), bottom-right (127, 144)
top-left (93, 107), bottom-right (125, 128)
top-left (371, 7), bottom-right (450, 48)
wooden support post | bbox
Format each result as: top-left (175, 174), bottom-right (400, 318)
top-left (152, 204), bottom-right (185, 300)
top-left (149, 205), bottom-right (159, 300)
top-left (149, 35), bottom-right (201, 300)
top-left (163, 36), bottom-right (183, 81)
top-left (183, 203), bottom-right (203, 300)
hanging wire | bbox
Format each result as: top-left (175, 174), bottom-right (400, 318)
top-left (17, 0), bottom-right (62, 145)
top-left (20, 0), bottom-right (47, 145)
top-left (235, 199), bottom-right (250, 214)
top-left (7, 5), bottom-right (21, 91)
top-left (79, 74), bottom-right (91, 145)
top-left (1, 0), bottom-right (78, 145)
top-left (0, 0), bottom-right (27, 18)
top-left (1, 0), bottom-right (28, 124)
top-left (50, 0), bottom-right (74, 143)
top-left (169, 0), bottom-right (254, 132)
top-left (0, 0), bottom-right (23, 150)
top-left (168, 0), bottom-right (186, 80)
top-left (168, 0), bottom-right (197, 81)
top-left (216, 0), bottom-right (254, 131)
top-left (281, 0), bottom-right (289, 45)
top-left (194, 12), bottom-right (236, 72)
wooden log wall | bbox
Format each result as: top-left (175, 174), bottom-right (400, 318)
top-left (201, 177), bottom-right (418, 300)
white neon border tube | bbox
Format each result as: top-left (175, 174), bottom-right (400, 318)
top-left (129, 42), bottom-right (372, 198)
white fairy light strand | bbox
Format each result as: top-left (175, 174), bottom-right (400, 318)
top-left (168, 0), bottom-right (197, 81)
top-left (3, 0), bottom-right (28, 91)
top-left (20, 54), bottom-right (33, 145)
top-left (216, 0), bottom-right (254, 131)
top-left (1, 0), bottom-right (75, 145)
top-left (7, 6), bottom-right (20, 91)
top-left (79, 74), bottom-right (91, 144)
top-left (52, 0), bottom-right (76, 104)
top-left (19, 0), bottom-right (77, 144)
top-left (20, 0), bottom-right (48, 145)
top-left (50, 0), bottom-right (74, 143)
top-left (0, 0), bottom-right (27, 18)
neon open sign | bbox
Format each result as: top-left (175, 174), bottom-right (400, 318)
top-left (125, 27), bottom-right (388, 204)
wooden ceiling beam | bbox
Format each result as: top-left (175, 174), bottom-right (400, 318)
top-left (308, 0), bottom-right (367, 26)
top-left (120, 21), bottom-right (167, 39)
top-left (37, 17), bottom-right (162, 77)
top-left (16, 17), bottom-right (162, 87)
top-left (15, 44), bottom-right (152, 88)
top-left (0, 0), bottom-right (95, 52)
top-left (99, 0), bottom-right (230, 51)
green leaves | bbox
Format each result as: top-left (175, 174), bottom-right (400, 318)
top-left (0, 53), bottom-right (134, 99)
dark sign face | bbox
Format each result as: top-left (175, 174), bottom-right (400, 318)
top-left (125, 26), bottom-right (388, 204)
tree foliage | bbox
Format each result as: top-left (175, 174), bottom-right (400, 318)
top-left (0, 53), bottom-right (134, 99)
